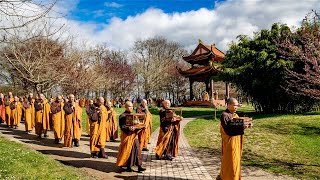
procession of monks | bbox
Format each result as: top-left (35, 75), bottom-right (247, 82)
top-left (0, 92), bottom-right (184, 173)
top-left (0, 91), bottom-right (250, 179)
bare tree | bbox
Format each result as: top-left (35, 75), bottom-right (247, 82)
top-left (0, 0), bottom-right (57, 42)
top-left (132, 37), bottom-right (186, 98)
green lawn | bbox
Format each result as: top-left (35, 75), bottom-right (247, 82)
top-left (0, 136), bottom-right (86, 180)
top-left (184, 107), bottom-right (320, 179)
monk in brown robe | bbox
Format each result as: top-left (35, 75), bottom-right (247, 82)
top-left (136, 99), bottom-right (152, 151)
top-left (51, 96), bottom-right (65, 144)
top-left (63, 94), bottom-right (82, 147)
top-left (105, 100), bottom-right (118, 142)
top-left (217, 98), bottom-right (252, 180)
top-left (5, 92), bottom-right (14, 127)
top-left (116, 101), bottom-right (146, 172)
top-left (22, 96), bottom-right (33, 133)
top-left (0, 93), bottom-right (5, 124)
top-left (34, 94), bottom-right (51, 138)
top-left (88, 97), bottom-right (108, 158)
top-left (155, 100), bottom-right (182, 161)
top-left (10, 96), bottom-right (22, 129)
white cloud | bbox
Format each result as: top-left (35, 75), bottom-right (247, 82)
top-left (3, 0), bottom-right (320, 53)
top-left (104, 2), bottom-right (123, 8)
top-left (76, 0), bottom-right (319, 52)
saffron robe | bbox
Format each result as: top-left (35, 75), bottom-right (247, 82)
top-left (63, 102), bottom-right (82, 147)
top-left (136, 105), bottom-right (152, 150)
top-left (23, 101), bottom-right (33, 131)
top-left (0, 98), bottom-right (5, 123)
top-left (51, 101), bottom-right (65, 139)
top-left (155, 108), bottom-right (180, 157)
top-left (116, 111), bottom-right (142, 167)
top-left (10, 101), bottom-right (22, 127)
top-left (106, 107), bottom-right (118, 141)
top-left (5, 97), bottom-right (14, 126)
top-left (88, 104), bottom-right (108, 152)
top-left (34, 99), bottom-right (51, 135)
top-left (219, 109), bottom-right (244, 180)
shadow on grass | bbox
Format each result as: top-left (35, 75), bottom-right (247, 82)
top-left (243, 151), bottom-right (320, 179)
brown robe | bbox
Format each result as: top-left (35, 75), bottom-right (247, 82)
top-left (116, 111), bottom-right (142, 167)
top-left (155, 108), bottom-right (180, 158)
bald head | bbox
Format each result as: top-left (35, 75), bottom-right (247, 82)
top-left (142, 99), bottom-right (147, 107)
top-left (162, 100), bottom-right (171, 109)
top-left (14, 96), bottom-right (19, 102)
top-left (227, 98), bottom-right (239, 113)
top-left (0, 93), bottom-right (3, 99)
top-left (125, 101), bottom-right (133, 113)
top-left (68, 94), bottom-right (75, 102)
top-left (29, 93), bottom-right (33, 98)
top-left (8, 92), bottom-right (13, 98)
top-left (99, 97), bottom-right (104, 104)
top-left (39, 94), bottom-right (45, 100)
top-left (56, 95), bottom-right (62, 102)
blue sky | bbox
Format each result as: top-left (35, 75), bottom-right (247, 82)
top-left (67, 0), bottom-right (220, 24)
top-left (51, 0), bottom-right (319, 51)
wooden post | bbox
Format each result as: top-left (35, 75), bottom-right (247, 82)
top-left (210, 79), bottom-right (214, 99)
top-left (225, 82), bottom-right (230, 99)
top-left (190, 80), bottom-right (194, 100)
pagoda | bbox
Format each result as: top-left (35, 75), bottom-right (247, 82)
top-left (177, 40), bottom-right (228, 105)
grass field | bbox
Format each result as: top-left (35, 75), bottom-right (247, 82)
top-left (0, 136), bottom-right (86, 180)
top-left (184, 106), bottom-right (320, 179)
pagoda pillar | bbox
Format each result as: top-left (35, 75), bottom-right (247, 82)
top-left (210, 79), bottom-right (214, 99)
top-left (190, 80), bottom-right (194, 100)
top-left (225, 82), bottom-right (230, 99)
top-left (205, 81), bottom-right (210, 94)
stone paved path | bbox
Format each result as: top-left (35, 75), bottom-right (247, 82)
top-left (138, 117), bottom-right (213, 180)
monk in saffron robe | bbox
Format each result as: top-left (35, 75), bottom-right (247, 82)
top-left (155, 100), bottom-right (182, 161)
top-left (26, 93), bottom-right (36, 129)
top-left (23, 97), bottom-right (33, 133)
top-left (10, 96), bottom-right (22, 129)
top-left (116, 101), bottom-right (146, 173)
top-left (5, 92), bottom-right (14, 127)
top-left (105, 100), bottom-right (118, 142)
top-left (217, 98), bottom-right (252, 180)
top-left (0, 93), bottom-right (5, 123)
top-left (51, 96), bottom-right (65, 144)
top-left (136, 99), bottom-right (152, 151)
top-left (63, 94), bottom-right (82, 147)
top-left (88, 97), bottom-right (108, 158)
top-left (34, 94), bottom-right (51, 138)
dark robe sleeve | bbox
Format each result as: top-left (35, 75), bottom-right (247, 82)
top-left (9, 102), bottom-right (16, 110)
top-left (159, 109), bottom-right (172, 133)
top-left (23, 101), bottom-right (30, 109)
top-left (63, 103), bottom-right (74, 115)
top-left (119, 113), bottom-right (130, 134)
top-left (220, 111), bottom-right (244, 136)
top-left (50, 102), bottom-right (61, 114)
top-left (34, 100), bottom-right (43, 111)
